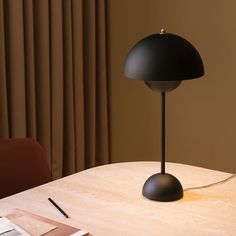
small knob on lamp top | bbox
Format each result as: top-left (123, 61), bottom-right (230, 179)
top-left (160, 29), bottom-right (166, 34)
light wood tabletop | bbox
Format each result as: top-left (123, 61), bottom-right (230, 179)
top-left (0, 162), bottom-right (236, 236)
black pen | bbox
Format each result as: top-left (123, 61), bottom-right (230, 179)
top-left (48, 197), bottom-right (69, 218)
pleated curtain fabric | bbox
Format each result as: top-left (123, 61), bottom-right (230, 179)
top-left (0, 0), bottom-right (109, 178)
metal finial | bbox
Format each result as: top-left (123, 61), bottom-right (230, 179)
top-left (160, 29), bottom-right (166, 34)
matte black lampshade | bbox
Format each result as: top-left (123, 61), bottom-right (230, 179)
top-left (123, 32), bottom-right (204, 81)
top-left (123, 30), bottom-right (204, 202)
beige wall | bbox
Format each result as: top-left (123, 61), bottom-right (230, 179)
top-left (107, 0), bottom-right (236, 173)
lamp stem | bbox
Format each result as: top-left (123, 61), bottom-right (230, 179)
top-left (161, 92), bottom-right (165, 174)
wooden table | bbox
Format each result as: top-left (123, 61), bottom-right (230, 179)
top-left (0, 162), bottom-right (235, 236)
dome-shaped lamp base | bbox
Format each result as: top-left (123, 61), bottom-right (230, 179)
top-left (142, 173), bottom-right (183, 201)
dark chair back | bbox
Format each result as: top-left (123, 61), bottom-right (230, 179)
top-left (0, 138), bottom-right (52, 199)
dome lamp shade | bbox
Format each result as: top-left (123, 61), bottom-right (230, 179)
top-left (123, 30), bottom-right (204, 82)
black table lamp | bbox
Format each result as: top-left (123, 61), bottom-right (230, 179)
top-left (123, 29), bottom-right (204, 201)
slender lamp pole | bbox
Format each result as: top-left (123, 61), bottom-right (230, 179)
top-left (161, 92), bottom-right (165, 174)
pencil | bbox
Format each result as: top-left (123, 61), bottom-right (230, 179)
top-left (48, 197), bottom-right (69, 218)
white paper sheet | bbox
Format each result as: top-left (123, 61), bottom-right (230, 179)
top-left (0, 217), bottom-right (30, 235)
top-left (70, 230), bottom-right (89, 236)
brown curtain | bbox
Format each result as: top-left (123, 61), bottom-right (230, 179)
top-left (0, 0), bottom-right (110, 179)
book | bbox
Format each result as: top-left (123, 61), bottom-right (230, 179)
top-left (4, 209), bottom-right (89, 236)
